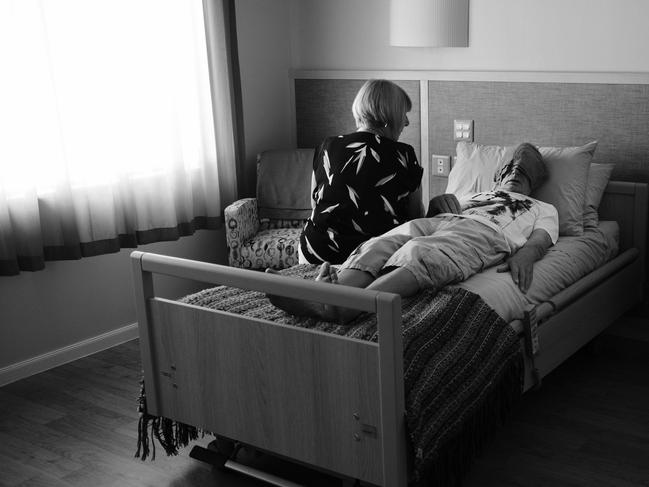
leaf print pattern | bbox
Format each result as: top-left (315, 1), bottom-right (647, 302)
top-left (351, 218), bottom-right (367, 235)
top-left (396, 151), bottom-right (408, 168)
top-left (370, 147), bottom-right (380, 163)
top-left (315, 185), bottom-right (325, 203)
top-left (323, 150), bottom-right (333, 185)
top-left (304, 234), bottom-right (327, 263)
top-left (346, 142), bottom-right (364, 149)
top-left (375, 173), bottom-right (396, 187)
top-left (397, 191), bottom-right (409, 201)
top-left (341, 154), bottom-right (356, 173)
top-left (380, 194), bottom-right (396, 216)
top-left (346, 185), bottom-right (360, 209)
top-left (355, 145), bottom-right (367, 174)
top-left (340, 143), bottom-right (370, 175)
top-left (321, 203), bottom-right (339, 214)
top-left (326, 227), bottom-right (340, 249)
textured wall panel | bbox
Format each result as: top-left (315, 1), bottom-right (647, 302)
top-left (295, 79), bottom-right (421, 161)
top-left (428, 81), bottom-right (649, 183)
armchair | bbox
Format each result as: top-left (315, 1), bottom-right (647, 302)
top-left (225, 148), bottom-right (314, 270)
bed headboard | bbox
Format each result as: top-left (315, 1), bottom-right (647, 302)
top-left (292, 70), bottom-right (649, 295)
top-left (294, 78), bottom-right (421, 156)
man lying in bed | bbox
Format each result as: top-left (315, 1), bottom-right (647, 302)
top-left (268, 142), bottom-right (559, 324)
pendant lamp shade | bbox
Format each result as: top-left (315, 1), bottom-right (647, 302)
top-left (390, 0), bottom-right (469, 47)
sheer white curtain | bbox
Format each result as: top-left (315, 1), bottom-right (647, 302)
top-left (0, 0), bottom-right (238, 275)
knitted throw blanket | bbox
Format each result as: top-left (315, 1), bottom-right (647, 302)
top-left (136, 265), bottom-right (523, 486)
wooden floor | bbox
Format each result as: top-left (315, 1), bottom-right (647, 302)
top-left (1, 323), bottom-right (648, 487)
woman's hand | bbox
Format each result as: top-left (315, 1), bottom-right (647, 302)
top-left (426, 194), bottom-right (462, 217)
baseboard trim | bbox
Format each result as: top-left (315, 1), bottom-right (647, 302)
top-left (0, 323), bottom-right (139, 387)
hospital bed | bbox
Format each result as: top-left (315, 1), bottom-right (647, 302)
top-left (131, 179), bottom-right (646, 486)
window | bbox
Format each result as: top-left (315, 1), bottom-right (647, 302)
top-left (0, 0), bottom-right (238, 275)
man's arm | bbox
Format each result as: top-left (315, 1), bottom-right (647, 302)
top-left (497, 228), bottom-right (553, 293)
top-left (426, 193), bottom-right (462, 217)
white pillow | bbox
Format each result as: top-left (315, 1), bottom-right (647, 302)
top-left (583, 163), bottom-right (615, 229)
top-left (446, 142), bottom-right (516, 199)
top-left (532, 141), bottom-right (598, 236)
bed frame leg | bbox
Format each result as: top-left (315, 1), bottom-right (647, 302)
top-left (188, 444), bottom-right (228, 470)
top-left (189, 443), bottom-right (307, 487)
top-left (523, 309), bottom-right (543, 389)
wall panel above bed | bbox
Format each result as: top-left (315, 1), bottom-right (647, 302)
top-left (428, 80), bottom-right (649, 182)
top-left (294, 79), bottom-right (421, 159)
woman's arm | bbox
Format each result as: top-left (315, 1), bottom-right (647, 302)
top-left (310, 173), bottom-right (317, 209)
top-left (405, 186), bottom-right (424, 219)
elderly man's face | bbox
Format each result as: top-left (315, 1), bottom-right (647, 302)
top-left (495, 157), bottom-right (534, 195)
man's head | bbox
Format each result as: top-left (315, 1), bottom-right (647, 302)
top-left (494, 142), bottom-right (547, 195)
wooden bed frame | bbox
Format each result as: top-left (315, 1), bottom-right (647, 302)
top-left (131, 181), bottom-right (647, 487)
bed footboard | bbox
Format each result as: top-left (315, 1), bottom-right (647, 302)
top-left (131, 252), bottom-right (407, 486)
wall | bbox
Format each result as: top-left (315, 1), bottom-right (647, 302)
top-left (0, 231), bottom-right (226, 383)
top-left (235, 0), bottom-right (294, 197)
top-left (290, 0), bottom-right (649, 72)
top-left (0, 0), bottom-right (295, 384)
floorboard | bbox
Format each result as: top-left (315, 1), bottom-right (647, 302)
top-left (0, 320), bottom-right (647, 487)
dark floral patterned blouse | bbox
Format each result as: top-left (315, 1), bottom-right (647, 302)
top-left (300, 132), bottom-right (423, 264)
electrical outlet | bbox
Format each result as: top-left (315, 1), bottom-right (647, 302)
top-left (431, 154), bottom-right (451, 176)
top-left (453, 119), bottom-right (474, 142)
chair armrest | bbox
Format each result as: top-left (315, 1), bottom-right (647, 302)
top-left (224, 198), bottom-right (260, 248)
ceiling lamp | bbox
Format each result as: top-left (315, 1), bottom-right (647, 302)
top-left (390, 0), bottom-right (469, 47)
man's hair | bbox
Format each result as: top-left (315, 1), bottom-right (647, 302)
top-left (352, 79), bottom-right (412, 131)
top-left (496, 142), bottom-right (547, 191)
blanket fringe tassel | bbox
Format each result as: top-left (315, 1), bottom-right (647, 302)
top-left (417, 353), bottom-right (524, 487)
top-left (135, 379), bottom-right (202, 461)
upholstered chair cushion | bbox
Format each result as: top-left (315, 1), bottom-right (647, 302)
top-left (229, 226), bottom-right (302, 270)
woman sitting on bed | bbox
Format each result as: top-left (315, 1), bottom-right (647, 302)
top-left (269, 142), bottom-right (559, 324)
top-left (299, 79), bottom-right (424, 265)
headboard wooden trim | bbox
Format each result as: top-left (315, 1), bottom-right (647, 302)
top-left (291, 69), bottom-right (649, 85)
top-left (599, 181), bottom-right (648, 287)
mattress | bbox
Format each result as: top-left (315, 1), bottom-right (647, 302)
top-left (452, 221), bottom-right (620, 322)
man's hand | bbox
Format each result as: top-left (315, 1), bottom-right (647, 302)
top-left (496, 247), bottom-right (538, 293)
top-left (426, 194), bottom-right (462, 217)
top-left (497, 229), bottom-right (553, 293)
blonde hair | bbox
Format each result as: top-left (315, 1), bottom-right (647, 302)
top-left (352, 79), bottom-right (412, 132)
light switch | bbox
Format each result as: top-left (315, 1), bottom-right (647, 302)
top-left (453, 119), bottom-right (474, 142)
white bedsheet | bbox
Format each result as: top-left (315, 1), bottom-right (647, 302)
top-left (451, 221), bottom-right (620, 322)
